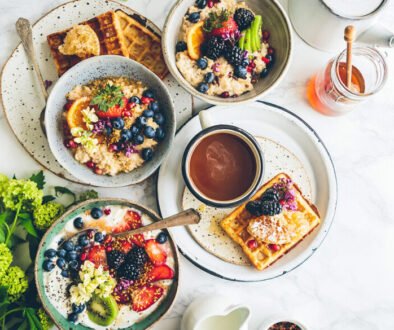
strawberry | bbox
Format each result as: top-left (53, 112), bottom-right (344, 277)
top-left (145, 240), bottom-right (167, 266)
top-left (130, 234), bottom-right (145, 247)
top-left (119, 239), bottom-right (133, 254)
top-left (96, 97), bottom-right (129, 118)
top-left (147, 265), bottom-right (174, 282)
top-left (132, 285), bottom-right (164, 312)
top-left (210, 17), bottom-right (238, 37)
top-left (112, 210), bottom-right (142, 234)
top-left (87, 245), bottom-right (107, 267)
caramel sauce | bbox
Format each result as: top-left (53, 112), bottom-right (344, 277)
top-left (189, 133), bottom-right (256, 201)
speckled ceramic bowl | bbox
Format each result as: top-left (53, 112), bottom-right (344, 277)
top-left (45, 55), bottom-right (175, 187)
top-left (162, 0), bottom-right (293, 105)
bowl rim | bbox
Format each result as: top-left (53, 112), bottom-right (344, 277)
top-left (34, 198), bottom-right (180, 330)
top-left (45, 55), bottom-right (176, 187)
top-left (161, 0), bottom-right (293, 106)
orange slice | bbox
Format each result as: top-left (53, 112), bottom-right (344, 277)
top-left (66, 97), bottom-right (91, 129)
top-left (187, 21), bottom-right (205, 60)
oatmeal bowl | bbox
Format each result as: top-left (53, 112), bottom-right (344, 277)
top-left (45, 55), bottom-right (175, 187)
top-left (162, 0), bottom-right (292, 105)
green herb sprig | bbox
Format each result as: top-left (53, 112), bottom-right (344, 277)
top-left (90, 84), bottom-right (124, 112)
top-left (203, 9), bottom-right (230, 33)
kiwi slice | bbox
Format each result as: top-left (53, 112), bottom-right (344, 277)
top-left (87, 294), bottom-right (119, 326)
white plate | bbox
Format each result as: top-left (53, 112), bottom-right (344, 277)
top-left (0, 0), bottom-right (192, 184)
top-left (157, 101), bottom-right (337, 282)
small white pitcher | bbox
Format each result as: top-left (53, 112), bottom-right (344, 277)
top-left (181, 295), bottom-right (251, 330)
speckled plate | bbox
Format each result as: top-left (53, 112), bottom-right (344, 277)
top-left (35, 198), bottom-right (179, 330)
top-left (182, 136), bottom-right (312, 266)
top-left (157, 101), bottom-right (337, 282)
top-left (0, 0), bottom-right (192, 184)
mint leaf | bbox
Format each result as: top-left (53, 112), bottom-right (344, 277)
top-left (29, 171), bottom-right (45, 189)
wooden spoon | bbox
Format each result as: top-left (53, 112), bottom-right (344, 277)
top-left (344, 25), bottom-right (356, 89)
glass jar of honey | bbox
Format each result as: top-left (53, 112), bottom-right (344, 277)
top-left (307, 46), bottom-right (387, 116)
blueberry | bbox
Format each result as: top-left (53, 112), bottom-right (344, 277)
top-left (156, 231), bottom-right (168, 244)
top-left (61, 270), bottom-right (70, 278)
top-left (120, 129), bottom-right (132, 142)
top-left (69, 260), bottom-right (79, 270)
top-left (143, 89), bottom-right (154, 98)
top-left (135, 116), bottom-right (147, 127)
top-left (63, 241), bottom-right (74, 251)
top-left (57, 249), bottom-right (67, 258)
top-left (73, 217), bottom-right (83, 229)
top-left (68, 313), bottom-right (78, 323)
top-left (66, 250), bottom-right (78, 261)
top-left (44, 249), bottom-right (57, 259)
top-left (78, 234), bottom-right (89, 247)
top-left (153, 113), bottom-right (165, 125)
top-left (56, 258), bottom-right (67, 270)
top-left (175, 41), bottom-right (187, 53)
top-left (197, 82), bottom-right (209, 94)
top-left (105, 126), bottom-right (113, 136)
top-left (72, 303), bottom-right (86, 314)
top-left (129, 96), bottom-right (140, 104)
top-left (234, 66), bottom-right (247, 79)
top-left (242, 59), bottom-right (250, 67)
top-left (188, 12), bottom-right (200, 23)
top-left (265, 54), bottom-right (274, 66)
top-left (148, 102), bottom-right (159, 112)
top-left (43, 260), bottom-right (55, 272)
top-left (94, 232), bottom-right (104, 243)
top-left (141, 148), bottom-right (154, 161)
top-left (75, 246), bottom-right (82, 253)
top-left (130, 125), bottom-right (140, 136)
top-left (155, 127), bottom-right (166, 141)
top-left (143, 109), bottom-right (154, 118)
top-left (260, 68), bottom-right (269, 78)
top-left (196, 58), bottom-right (208, 69)
top-left (204, 72), bottom-right (215, 83)
top-left (144, 126), bottom-right (156, 139)
top-left (111, 117), bottom-right (125, 130)
top-left (132, 134), bottom-right (144, 145)
top-left (91, 207), bottom-right (103, 219)
top-left (195, 0), bottom-right (207, 9)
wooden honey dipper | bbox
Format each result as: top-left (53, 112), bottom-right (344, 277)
top-left (344, 25), bottom-right (356, 89)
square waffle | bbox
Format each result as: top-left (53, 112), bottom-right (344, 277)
top-left (47, 11), bottom-right (129, 76)
top-left (220, 173), bottom-right (321, 271)
top-left (115, 10), bottom-right (169, 79)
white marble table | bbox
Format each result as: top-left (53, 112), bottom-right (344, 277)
top-left (1, 0), bottom-right (394, 329)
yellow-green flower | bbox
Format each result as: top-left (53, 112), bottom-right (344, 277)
top-left (0, 266), bottom-right (28, 302)
top-left (33, 202), bottom-right (64, 230)
top-left (0, 243), bottom-right (12, 278)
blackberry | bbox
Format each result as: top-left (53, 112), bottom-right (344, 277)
top-left (202, 36), bottom-right (226, 60)
top-left (261, 200), bottom-right (282, 216)
top-left (125, 246), bottom-right (148, 266)
top-left (117, 262), bottom-right (144, 280)
top-left (106, 250), bottom-right (126, 270)
top-left (246, 200), bottom-right (263, 216)
top-left (234, 8), bottom-right (255, 31)
top-left (224, 45), bottom-right (245, 67)
top-left (261, 188), bottom-right (280, 202)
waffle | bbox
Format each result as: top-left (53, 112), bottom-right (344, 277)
top-left (220, 173), bottom-right (321, 271)
top-left (115, 10), bottom-right (168, 79)
top-left (47, 11), bottom-right (129, 76)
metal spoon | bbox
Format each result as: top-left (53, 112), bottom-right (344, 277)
top-left (60, 208), bottom-right (201, 247)
top-left (16, 17), bottom-right (47, 135)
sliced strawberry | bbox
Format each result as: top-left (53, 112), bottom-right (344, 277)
top-left (96, 97), bottom-right (128, 118)
top-left (147, 265), bottom-right (174, 282)
top-left (132, 285), bottom-right (164, 312)
top-left (87, 245), bottom-right (107, 267)
top-left (211, 17), bottom-right (238, 37)
top-left (113, 210), bottom-right (142, 234)
top-left (145, 239), bottom-right (167, 266)
top-left (130, 234), bottom-right (145, 247)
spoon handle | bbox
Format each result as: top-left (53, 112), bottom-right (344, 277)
top-left (113, 209), bottom-right (201, 238)
top-left (16, 17), bottom-right (48, 100)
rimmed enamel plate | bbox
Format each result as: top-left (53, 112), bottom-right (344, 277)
top-left (0, 0), bottom-right (192, 184)
top-left (157, 102), bottom-right (337, 282)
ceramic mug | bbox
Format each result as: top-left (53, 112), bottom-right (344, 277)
top-left (181, 110), bottom-right (264, 208)
top-left (288, 0), bottom-right (394, 52)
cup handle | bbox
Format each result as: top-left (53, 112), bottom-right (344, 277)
top-left (356, 23), bottom-right (394, 48)
top-left (198, 110), bottom-right (214, 129)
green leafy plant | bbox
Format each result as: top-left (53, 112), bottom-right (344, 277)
top-left (0, 171), bottom-right (99, 329)
top-left (203, 9), bottom-right (230, 33)
top-left (90, 84), bottom-right (124, 112)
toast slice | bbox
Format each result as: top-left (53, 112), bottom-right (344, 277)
top-left (115, 10), bottom-right (168, 79)
top-left (220, 173), bottom-right (321, 271)
top-left (47, 11), bottom-right (129, 76)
